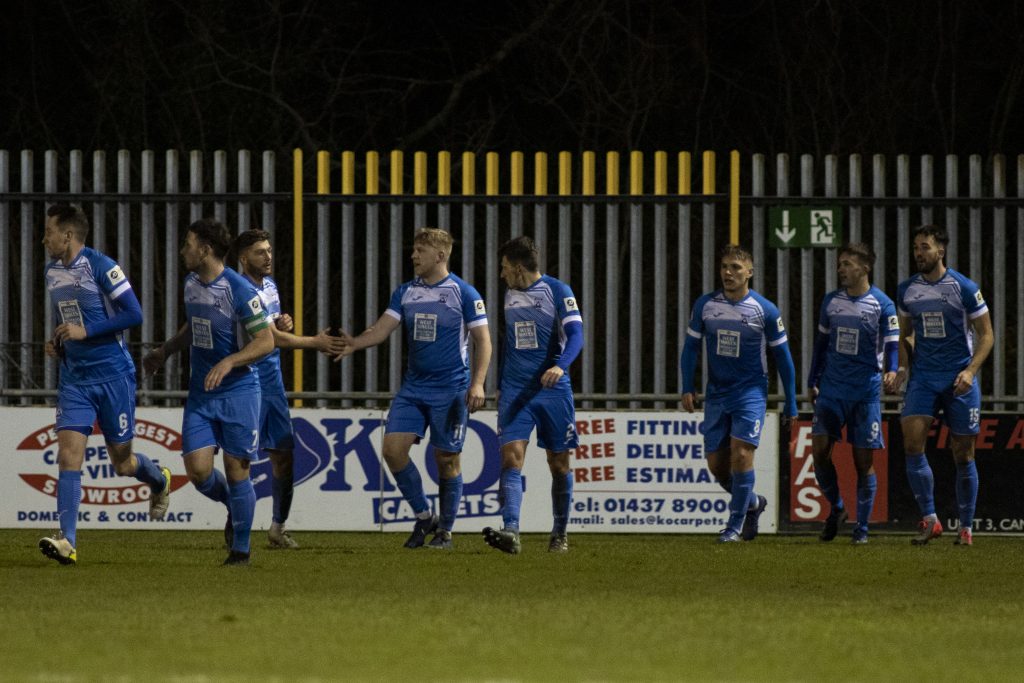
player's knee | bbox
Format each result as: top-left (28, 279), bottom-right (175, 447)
top-left (546, 452), bottom-right (570, 476)
top-left (270, 452), bottom-right (294, 478)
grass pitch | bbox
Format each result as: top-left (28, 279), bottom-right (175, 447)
top-left (1, 529), bottom-right (1022, 681)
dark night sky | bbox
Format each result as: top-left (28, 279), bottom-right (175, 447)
top-left (3, 0), bottom-right (1023, 157)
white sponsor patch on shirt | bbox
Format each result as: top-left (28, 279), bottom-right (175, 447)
top-left (975, 290), bottom-right (985, 307)
top-left (888, 315), bottom-right (899, 330)
top-left (58, 299), bottom-right (83, 326)
top-left (922, 311), bottom-right (946, 338)
top-left (836, 326), bottom-right (859, 355)
top-left (247, 296), bottom-right (264, 316)
top-left (474, 299), bottom-right (486, 316)
top-left (716, 329), bottom-right (741, 358)
top-left (776, 317), bottom-right (785, 333)
top-left (192, 317), bottom-right (214, 349)
top-left (414, 313), bottom-right (437, 342)
top-left (106, 265), bottom-right (125, 284)
top-left (515, 320), bottom-right (539, 349)
top-left (564, 297), bottom-right (579, 312)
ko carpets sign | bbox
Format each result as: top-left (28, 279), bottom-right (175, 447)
top-left (2, 408), bottom-right (780, 534)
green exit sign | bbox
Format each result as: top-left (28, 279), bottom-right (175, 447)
top-left (768, 207), bottom-right (843, 248)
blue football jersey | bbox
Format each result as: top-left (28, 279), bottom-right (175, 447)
top-left (896, 268), bottom-right (987, 377)
top-left (686, 289), bottom-right (788, 400)
top-left (817, 286), bottom-right (899, 401)
top-left (184, 267), bottom-right (269, 395)
top-left (500, 275), bottom-right (582, 392)
top-left (385, 273), bottom-right (487, 391)
top-left (246, 274), bottom-right (285, 393)
top-left (45, 247), bottom-right (136, 385)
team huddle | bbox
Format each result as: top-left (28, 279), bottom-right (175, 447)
top-left (36, 202), bottom-right (993, 565)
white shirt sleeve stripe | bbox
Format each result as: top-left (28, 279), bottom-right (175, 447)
top-left (768, 334), bottom-right (788, 347)
top-left (467, 318), bottom-right (488, 329)
top-left (686, 327), bottom-right (702, 340)
top-left (383, 309), bottom-right (401, 321)
top-left (818, 324), bottom-right (829, 334)
top-left (968, 305), bottom-right (989, 320)
top-left (561, 314), bottom-right (583, 327)
top-left (110, 281), bottom-right (132, 299)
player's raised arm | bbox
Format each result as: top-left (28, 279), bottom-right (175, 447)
top-left (271, 324), bottom-right (346, 356)
top-left (331, 312), bottom-right (401, 361)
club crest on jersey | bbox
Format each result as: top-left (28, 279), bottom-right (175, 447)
top-left (564, 297), bottom-right (579, 312)
top-left (106, 265), bottom-right (125, 283)
top-left (247, 296), bottom-right (263, 315)
top-left (474, 299), bottom-right (486, 315)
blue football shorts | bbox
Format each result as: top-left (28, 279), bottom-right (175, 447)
top-left (258, 388), bottom-right (295, 451)
top-left (701, 386), bottom-right (767, 452)
top-left (902, 371), bottom-right (981, 435)
top-left (498, 387), bottom-right (579, 452)
top-left (182, 388), bottom-right (262, 459)
top-left (56, 374), bottom-right (136, 443)
top-left (812, 394), bottom-right (884, 449)
top-left (385, 386), bottom-right (468, 452)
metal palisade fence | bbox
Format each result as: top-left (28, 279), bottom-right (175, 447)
top-left (0, 149), bottom-right (1021, 410)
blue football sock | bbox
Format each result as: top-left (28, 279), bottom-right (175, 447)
top-left (956, 460), bottom-right (979, 529)
top-left (551, 471), bottom-right (573, 535)
top-left (132, 453), bottom-right (165, 492)
top-left (57, 470), bottom-right (82, 547)
top-left (814, 458), bottom-right (844, 510)
top-left (728, 470), bottom-right (755, 534)
top-left (856, 473), bottom-right (877, 529)
top-left (228, 478), bottom-right (256, 554)
top-left (272, 469), bottom-right (295, 525)
top-left (905, 453), bottom-right (936, 517)
top-left (392, 461), bottom-right (430, 515)
top-left (195, 469), bottom-right (229, 505)
top-left (438, 474), bottom-right (463, 532)
top-left (500, 468), bottom-right (523, 531)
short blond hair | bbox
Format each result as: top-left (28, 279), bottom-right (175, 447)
top-left (414, 227), bottom-right (453, 256)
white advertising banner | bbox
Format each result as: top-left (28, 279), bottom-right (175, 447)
top-left (1, 408), bottom-right (778, 534)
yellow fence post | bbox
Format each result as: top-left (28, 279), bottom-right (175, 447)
top-left (414, 151), bottom-right (426, 197)
top-left (437, 151), bottom-right (451, 197)
top-left (630, 151), bottom-right (643, 195)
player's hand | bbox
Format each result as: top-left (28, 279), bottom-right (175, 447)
top-left (540, 365), bottom-right (564, 388)
top-left (680, 392), bottom-right (696, 412)
top-left (54, 323), bottom-right (87, 343)
top-left (882, 371), bottom-right (899, 394)
top-left (142, 347), bottom-right (166, 376)
top-left (204, 358), bottom-right (234, 391)
top-left (330, 331), bottom-right (357, 361)
top-left (466, 382), bottom-right (486, 413)
top-left (780, 413), bottom-right (795, 433)
top-left (45, 340), bottom-right (59, 358)
top-left (953, 369), bottom-right (975, 396)
top-left (808, 385), bottom-right (819, 405)
top-left (315, 328), bottom-right (347, 355)
top-left (276, 313), bottom-right (294, 332)
top-left (887, 367), bottom-right (908, 394)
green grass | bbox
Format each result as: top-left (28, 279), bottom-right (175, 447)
top-left (1, 530), bottom-right (1022, 681)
